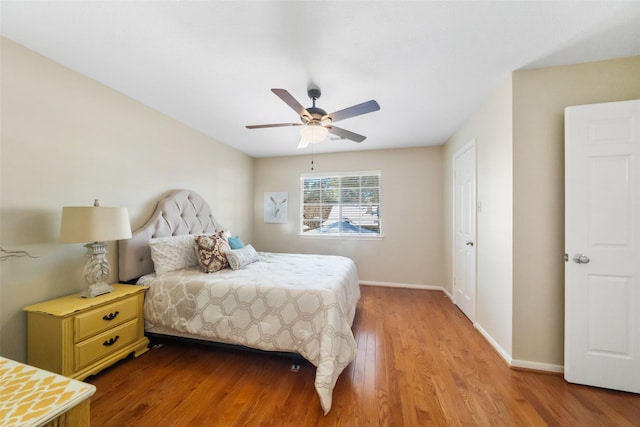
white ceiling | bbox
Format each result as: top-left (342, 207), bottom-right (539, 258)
top-left (2, 1), bottom-right (640, 158)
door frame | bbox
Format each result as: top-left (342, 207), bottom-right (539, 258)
top-left (452, 138), bottom-right (477, 322)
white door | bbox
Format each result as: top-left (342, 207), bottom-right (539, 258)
top-left (565, 99), bottom-right (640, 393)
top-left (453, 141), bottom-right (476, 322)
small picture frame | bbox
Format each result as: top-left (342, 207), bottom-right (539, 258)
top-left (264, 192), bottom-right (288, 223)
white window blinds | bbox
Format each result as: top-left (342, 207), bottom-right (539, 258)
top-left (300, 171), bottom-right (382, 236)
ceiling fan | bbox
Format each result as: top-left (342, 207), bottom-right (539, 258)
top-left (246, 88), bottom-right (380, 148)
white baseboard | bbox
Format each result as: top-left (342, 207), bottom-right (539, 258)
top-left (360, 280), bottom-right (445, 292)
top-left (511, 359), bottom-right (564, 373)
top-left (474, 323), bottom-right (513, 365)
top-left (475, 324), bottom-right (564, 374)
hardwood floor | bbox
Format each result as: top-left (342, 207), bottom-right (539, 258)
top-left (87, 286), bottom-right (640, 426)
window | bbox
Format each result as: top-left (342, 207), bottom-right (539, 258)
top-left (300, 171), bottom-right (382, 237)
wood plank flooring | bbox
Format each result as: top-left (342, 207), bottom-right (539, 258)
top-left (87, 286), bottom-right (640, 426)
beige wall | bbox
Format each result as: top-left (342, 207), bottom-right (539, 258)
top-left (253, 147), bottom-right (444, 287)
top-left (443, 76), bottom-right (514, 358)
top-left (0, 38), bottom-right (254, 362)
top-left (512, 55), bottom-right (640, 367)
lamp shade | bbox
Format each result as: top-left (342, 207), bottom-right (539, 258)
top-left (300, 124), bottom-right (328, 144)
top-left (60, 206), bottom-right (132, 243)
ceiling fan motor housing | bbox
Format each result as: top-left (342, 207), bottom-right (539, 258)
top-left (300, 87), bottom-right (327, 124)
top-left (305, 107), bottom-right (327, 121)
top-left (304, 88), bottom-right (326, 123)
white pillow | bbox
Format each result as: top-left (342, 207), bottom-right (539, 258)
top-left (224, 244), bottom-right (260, 270)
top-left (149, 234), bottom-right (198, 275)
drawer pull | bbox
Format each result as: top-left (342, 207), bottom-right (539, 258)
top-left (103, 311), bottom-right (119, 321)
top-left (103, 336), bottom-right (120, 347)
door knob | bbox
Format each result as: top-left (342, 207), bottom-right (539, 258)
top-left (573, 254), bottom-right (590, 264)
top-left (465, 240), bottom-right (474, 247)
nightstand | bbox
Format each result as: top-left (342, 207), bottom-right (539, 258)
top-left (23, 284), bottom-right (150, 381)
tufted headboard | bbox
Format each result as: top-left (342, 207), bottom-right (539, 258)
top-left (118, 189), bottom-right (224, 282)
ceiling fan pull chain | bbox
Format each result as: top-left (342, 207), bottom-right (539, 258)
top-left (311, 145), bottom-right (315, 171)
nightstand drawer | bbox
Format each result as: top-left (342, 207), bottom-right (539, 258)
top-left (74, 296), bottom-right (138, 342)
top-left (74, 318), bottom-right (138, 371)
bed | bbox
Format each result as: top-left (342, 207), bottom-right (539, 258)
top-left (118, 189), bottom-right (360, 414)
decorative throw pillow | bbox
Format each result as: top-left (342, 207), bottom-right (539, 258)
top-left (224, 244), bottom-right (260, 270)
top-left (227, 235), bottom-right (245, 250)
top-left (195, 232), bottom-right (230, 273)
top-left (149, 234), bottom-right (198, 275)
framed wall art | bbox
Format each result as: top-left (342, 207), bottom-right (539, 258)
top-left (264, 192), bottom-right (288, 223)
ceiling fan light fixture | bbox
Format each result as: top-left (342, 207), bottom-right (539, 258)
top-left (299, 123), bottom-right (328, 147)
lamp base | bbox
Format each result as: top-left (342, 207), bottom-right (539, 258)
top-left (80, 282), bottom-right (115, 298)
top-left (81, 242), bottom-right (113, 298)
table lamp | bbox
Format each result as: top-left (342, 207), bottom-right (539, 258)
top-left (60, 200), bottom-right (132, 298)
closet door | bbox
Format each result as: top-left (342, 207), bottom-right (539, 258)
top-left (453, 140), bottom-right (476, 322)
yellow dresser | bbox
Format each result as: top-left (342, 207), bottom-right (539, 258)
top-left (23, 284), bottom-right (149, 381)
top-left (0, 357), bottom-right (95, 426)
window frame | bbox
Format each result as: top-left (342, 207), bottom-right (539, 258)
top-left (299, 170), bottom-right (383, 239)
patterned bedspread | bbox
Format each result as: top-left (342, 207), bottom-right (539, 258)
top-left (140, 252), bottom-right (360, 414)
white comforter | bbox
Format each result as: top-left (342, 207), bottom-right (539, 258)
top-left (140, 252), bottom-right (360, 414)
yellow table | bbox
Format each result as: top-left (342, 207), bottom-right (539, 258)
top-left (0, 357), bottom-right (96, 427)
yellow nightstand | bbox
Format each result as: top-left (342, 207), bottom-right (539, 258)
top-left (23, 284), bottom-right (149, 380)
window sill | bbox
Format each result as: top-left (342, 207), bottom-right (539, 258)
top-left (298, 233), bottom-right (384, 241)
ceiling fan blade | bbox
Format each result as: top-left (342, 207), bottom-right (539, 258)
top-left (325, 100), bottom-right (380, 123)
top-left (327, 125), bottom-right (367, 143)
top-left (271, 88), bottom-right (310, 119)
top-left (246, 123), bottom-right (303, 129)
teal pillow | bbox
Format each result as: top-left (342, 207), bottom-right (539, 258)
top-left (228, 235), bottom-right (245, 250)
